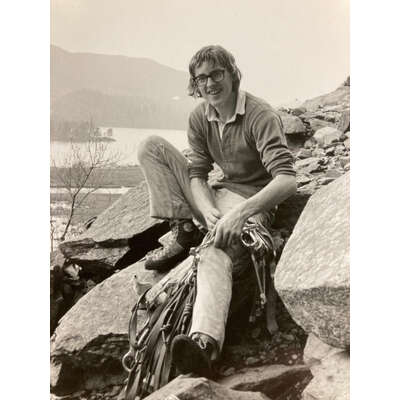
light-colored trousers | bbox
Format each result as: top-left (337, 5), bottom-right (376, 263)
top-left (137, 135), bottom-right (272, 356)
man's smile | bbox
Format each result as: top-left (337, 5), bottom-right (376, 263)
top-left (206, 87), bottom-right (222, 96)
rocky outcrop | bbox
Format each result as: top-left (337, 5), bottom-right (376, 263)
top-left (302, 85), bottom-right (349, 112)
top-left (275, 172), bottom-right (350, 349)
top-left (144, 376), bottom-right (270, 400)
top-left (302, 334), bottom-right (349, 400)
top-left (58, 182), bottom-right (169, 274)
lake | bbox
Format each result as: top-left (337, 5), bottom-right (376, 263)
top-left (50, 127), bottom-right (188, 167)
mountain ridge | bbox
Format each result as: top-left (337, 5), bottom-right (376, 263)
top-left (51, 45), bottom-right (196, 133)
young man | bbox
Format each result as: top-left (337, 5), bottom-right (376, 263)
top-left (137, 45), bottom-right (296, 377)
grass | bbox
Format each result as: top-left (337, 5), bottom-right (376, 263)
top-left (50, 165), bottom-right (144, 188)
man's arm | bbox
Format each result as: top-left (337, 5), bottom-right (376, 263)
top-left (214, 109), bottom-right (297, 249)
top-left (213, 174), bottom-right (296, 249)
top-left (190, 177), bottom-right (222, 230)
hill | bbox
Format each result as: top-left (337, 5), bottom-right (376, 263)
top-left (50, 45), bottom-right (197, 134)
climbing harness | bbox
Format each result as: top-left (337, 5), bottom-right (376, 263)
top-left (122, 223), bottom-right (277, 399)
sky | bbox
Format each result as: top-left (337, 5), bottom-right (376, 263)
top-left (50, 0), bottom-right (350, 105)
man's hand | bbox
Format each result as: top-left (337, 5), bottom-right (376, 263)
top-left (214, 207), bottom-right (246, 250)
top-left (203, 206), bottom-right (222, 231)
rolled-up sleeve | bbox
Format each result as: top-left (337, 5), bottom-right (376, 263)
top-left (187, 112), bottom-right (213, 180)
top-left (251, 110), bottom-right (295, 178)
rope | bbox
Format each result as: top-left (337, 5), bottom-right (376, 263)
top-left (122, 221), bottom-right (277, 399)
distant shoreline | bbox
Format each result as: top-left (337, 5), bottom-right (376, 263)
top-left (50, 165), bottom-right (145, 189)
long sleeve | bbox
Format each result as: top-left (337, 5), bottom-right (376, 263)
top-left (250, 110), bottom-right (295, 178)
top-left (187, 111), bottom-right (213, 180)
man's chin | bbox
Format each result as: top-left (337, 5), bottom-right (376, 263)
top-left (207, 96), bottom-right (223, 107)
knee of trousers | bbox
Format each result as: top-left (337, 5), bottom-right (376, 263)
top-left (198, 245), bottom-right (233, 275)
top-left (137, 134), bottom-right (166, 164)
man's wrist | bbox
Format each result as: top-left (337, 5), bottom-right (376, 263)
top-left (234, 201), bottom-right (253, 223)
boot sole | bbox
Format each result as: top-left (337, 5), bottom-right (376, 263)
top-left (171, 334), bottom-right (213, 379)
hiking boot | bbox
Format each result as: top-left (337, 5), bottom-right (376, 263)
top-left (144, 219), bottom-right (204, 272)
top-left (171, 333), bottom-right (216, 379)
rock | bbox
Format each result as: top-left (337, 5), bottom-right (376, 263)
top-left (296, 149), bottom-right (312, 159)
top-left (317, 177), bottom-right (335, 186)
top-left (80, 182), bottom-right (158, 242)
top-left (219, 364), bottom-right (311, 400)
top-left (313, 127), bottom-right (342, 147)
top-left (291, 106), bottom-right (307, 116)
top-left (296, 175), bottom-right (312, 187)
top-left (311, 148), bottom-right (325, 158)
top-left (324, 146), bottom-right (335, 156)
top-left (58, 237), bottom-right (131, 275)
top-left (325, 169), bottom-right (342, 179)
top-left (222, 367), bottom-right (236, 377)
top-left (50, 260), bottom-right (167, 395)
top-left (275, 173), bottom-right (349, 349)
top-left (245, 357), bottom-right (260, 366)
top-left (308, 118), bottom-right (337, 132)
top-left (297, 180), bottom-right (319, 195)
top-left (144, 376), bottom-right (270, 400)
top-left (294, 157), bottom-right (321, 170)
top-left (334, 145), bottom-right (346, 156)
top-left (302, 334), bottom-right (349, 400)
top-left (281, 333), bottom-right (295, 341)
top-left (59, 182), bottom-right (169, 273)
top-left (303, 138), bottom-right (316, 149)
top-left (344, 138), bottom-right (350, 149)
top-left (337, 109), bottom-right (350, 133)
top-left (279, 114), bottom-right (307, 135)
top-left (303, 162), bottom-right (323, 174)
top-left (339, 156), bottom-right (350, 168)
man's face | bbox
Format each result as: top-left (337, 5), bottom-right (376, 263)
top-left (194, 61), bottom-right (234, 108)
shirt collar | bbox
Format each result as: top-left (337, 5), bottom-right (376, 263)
top-left (205, 90), bottom-right (246, 123)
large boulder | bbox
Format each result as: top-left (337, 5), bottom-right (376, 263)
top-left (302, 334), bottom-right (349, 400)
top-left (275, 172), bottom-right (349, 349)
top-left (143, 376), bottom-right (270, 400)
top-left (313, 127), bottom-right (342, 147)
top-left (58, 182), bottom-right (169, 274)
top-left (219, 364), bottom-right (311, 399)
top-left (279, 114), bottom-right (307, 135)
top-left (50, 260), bottom-right (167, 395)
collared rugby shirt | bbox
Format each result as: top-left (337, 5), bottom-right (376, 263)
top-left (187, 91), bottom-right (295, 199)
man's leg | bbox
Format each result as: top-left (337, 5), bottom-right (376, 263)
top-left (137, 135), bottom-right (204, 270)
top-left (188, 189), bottom-right (250, 354)
top-left (172, 188), bottom-right (276, 376)
top-left (137, 135), bottom-right (203, 222)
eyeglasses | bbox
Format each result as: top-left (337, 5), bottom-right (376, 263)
top-left (194, 69), bottom-right (225, 87)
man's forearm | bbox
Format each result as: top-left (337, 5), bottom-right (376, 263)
top-left (190, 177), bottom-right (217, 215)
top-left (234, 174), bottom-right (297, 222)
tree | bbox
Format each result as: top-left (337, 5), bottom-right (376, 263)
top-left (51, 138), bottom-right (120, 241)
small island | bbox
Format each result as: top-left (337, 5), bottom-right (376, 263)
top-left (50, 118), bottom-right (116, 143)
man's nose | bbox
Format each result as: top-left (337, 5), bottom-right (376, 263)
top-left (206, 76), bottom-right (216, 86)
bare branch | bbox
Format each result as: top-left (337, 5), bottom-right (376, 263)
top-left (52, 131), bottom-right (121, 240)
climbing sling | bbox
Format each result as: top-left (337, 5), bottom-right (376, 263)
top-left (122, 223), bottom-right (277, 400)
